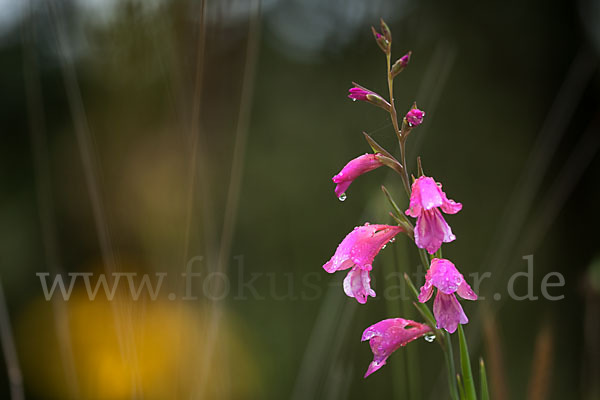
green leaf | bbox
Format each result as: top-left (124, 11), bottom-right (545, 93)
top-left (403, 274), bottom-right (437, 329)
top-left (456, 374), bottom-right (466, 400)
top-left (411, 301), bottom-right (436, 332)
top-left (458, 325), bottom-right (477, 400)
top-left (380, 185), bottom-right (403, 216)
top-left (419, 249), bottom-right (431, 271)
top-left (479, 358), bottom-right (489, 400)
top-left (417, 156), bottom-right (425, 177)
top-left (376, 154), bottom-right (404, 177)
top-left (362, 131), bottom-right (396, 161)
top-left (444, 332), bottom-right (460, 400)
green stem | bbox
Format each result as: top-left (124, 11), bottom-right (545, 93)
top-left (444, 332), bottom-right (460, 400)
top-left (385, 53), bottom-right (411, 196)
top-left (479, 358), bottom-right (490, 400)
top-left (419, 249), bottom-right (431, 271)
top-left (458, 325), bottom-right (477, 400)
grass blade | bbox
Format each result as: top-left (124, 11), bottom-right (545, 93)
top-left (457, 373), bottom-right (466, 400)
top-left (444, 331), bottom-right (459, 400)
top-left (480, 357), bottom-right (490, 400)
top-left (458, 325), bottom-right (477, 400)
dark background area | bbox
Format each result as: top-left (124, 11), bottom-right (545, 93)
top-left (1, 0), bottom-right (599, 399)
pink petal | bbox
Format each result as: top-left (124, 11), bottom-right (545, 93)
top-left (433, 292), bottom-right (468, 333)
top-left (457, 280), bottom-right (478, 300)
top-left (333, 181), bottom-right (352, 199)
top-left (349, 225), bottom-right (401, 268)
top-left (441, 191), bottom-right (462, 214)
top-left (406, 176), bottom-right (443, 217)
top-left (323, 224), bottom-right (402, 273)
top-left (332, 154), bottom-right (383, 198)
top-left (416, 177), bottom-right (444, 210)
top-left (348, 87), bottom-right (371, 101)
top-left (414, 208), bottom-right (455, 254)
top-left (418, 279), bottom-right (434, 303)
top-left (362, 318), bottom-right (432, 377)
top-left (343, 267), bottom-right (376, 304)
top-left (429, 258), bottom-right (463, 294)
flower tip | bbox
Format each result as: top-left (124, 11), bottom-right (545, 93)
top-left (322, 261), bottom-right (335, 273)
top-left (399, 51), bottom-right (411, 67)
top-left (364, 361), bottom-right (383, 378)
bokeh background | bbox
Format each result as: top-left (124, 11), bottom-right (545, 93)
top-left (1, 0), bottom-right (600, 399)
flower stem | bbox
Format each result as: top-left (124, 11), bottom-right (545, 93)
top-left (458, 325), bottom-right (477, 400)
top-left (444, 331), bottom-right (460, 400)
top-left (385, 53), bottom-right (411, 196)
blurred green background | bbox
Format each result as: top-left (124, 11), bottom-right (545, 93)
top-left (1, 0), bottom-right (600, 399)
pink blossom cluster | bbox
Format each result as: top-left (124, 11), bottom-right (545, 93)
top-left (320, 20), bottom-right (478, 378)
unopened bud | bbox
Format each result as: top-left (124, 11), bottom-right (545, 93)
top-left (371, 26), bottom-right (390, 54)
top-left (391, 51), bottom-right (412, 78)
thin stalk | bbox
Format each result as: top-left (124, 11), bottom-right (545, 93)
top-left (394, 240), bottom-right (419, 399)
top-left (457, 374), bottom-right (466, 400)
top-left (385, 53), bottom-right (411, 195)
top-left (444, 331), bottom-right (460, 400)
top-left (419, 249), bottom-right (431, 271)
top-left (458, 325), bottom-right (477, 400)
top-left (386, 53), bottom-right (402, 144)
top-left (400, 139), bottom-right (410, 194)
top-left (480, 358), bottom-right (490, 400)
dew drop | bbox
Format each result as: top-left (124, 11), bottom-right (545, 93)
top-left (389, 237), bottom-right (396, 243)
top-left (338, 193), bottom-right (347, 202)
top-left (352, 98), bottom-right (357, 102)
top-left (424, 334), bottom-right (436, 343)
top-left (382, 244), bottom-right (387, 250)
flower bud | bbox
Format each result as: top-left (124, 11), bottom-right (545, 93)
top-left (405, 108), bottom-right (425, 127)
top-left (348, 84), bottom-right (391, 112)
top-left (371, 26), bottom-right (390, 54)
top-left (379, 18), bottom-right (392, 43)
top-left (391, 51), bottom-right (411, 78)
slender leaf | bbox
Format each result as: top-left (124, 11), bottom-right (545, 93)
top-left (458, 325), bottom-right (477, 400)
top-left (388, 213), bottom-right (413, 237)
top-left (457, 374), bottom-right (466, 400)
top-left (419, 249), bottom-right (431, 271)
top-left (444, 332), bottom-right (459, 400)
top-left (480, 357), bottom-right (490, 400)
top-left (411, 301), bottom-right (436, 332)
top-left (377, 154), bottom-right (404, 177)
top-left (381, 185), bottom-right (404, 217)
top-left (363, 131), bottom-right (396, 161)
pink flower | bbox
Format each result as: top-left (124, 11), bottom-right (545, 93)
top-left (332, 153), bottom-right (383, 199)
top-left (323, 223), bottom-right (402, 304)
top-left (405, 108), bottom-right (425, 126)
top-left (362, 318), bottom-right (431, 377)
top-left (405, 176), bottom-right (462, 254)
top-left (348, 85), bottom-right (391, 110)
top-left (418, 258), bottom-right (477, 333)
top-left (348, 87), bottom-right (371, 101)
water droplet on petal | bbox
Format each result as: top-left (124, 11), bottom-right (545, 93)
top-left (338, 193), bottom-right (347, 202)
top-left (389, 237), bottom-right (396, 243)
top-left (382, 244), bottom-right (387, 250)
top-left (424, 334), bottom-right (436, 343)
top-left (352, 98), bottom-right (357, 102)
